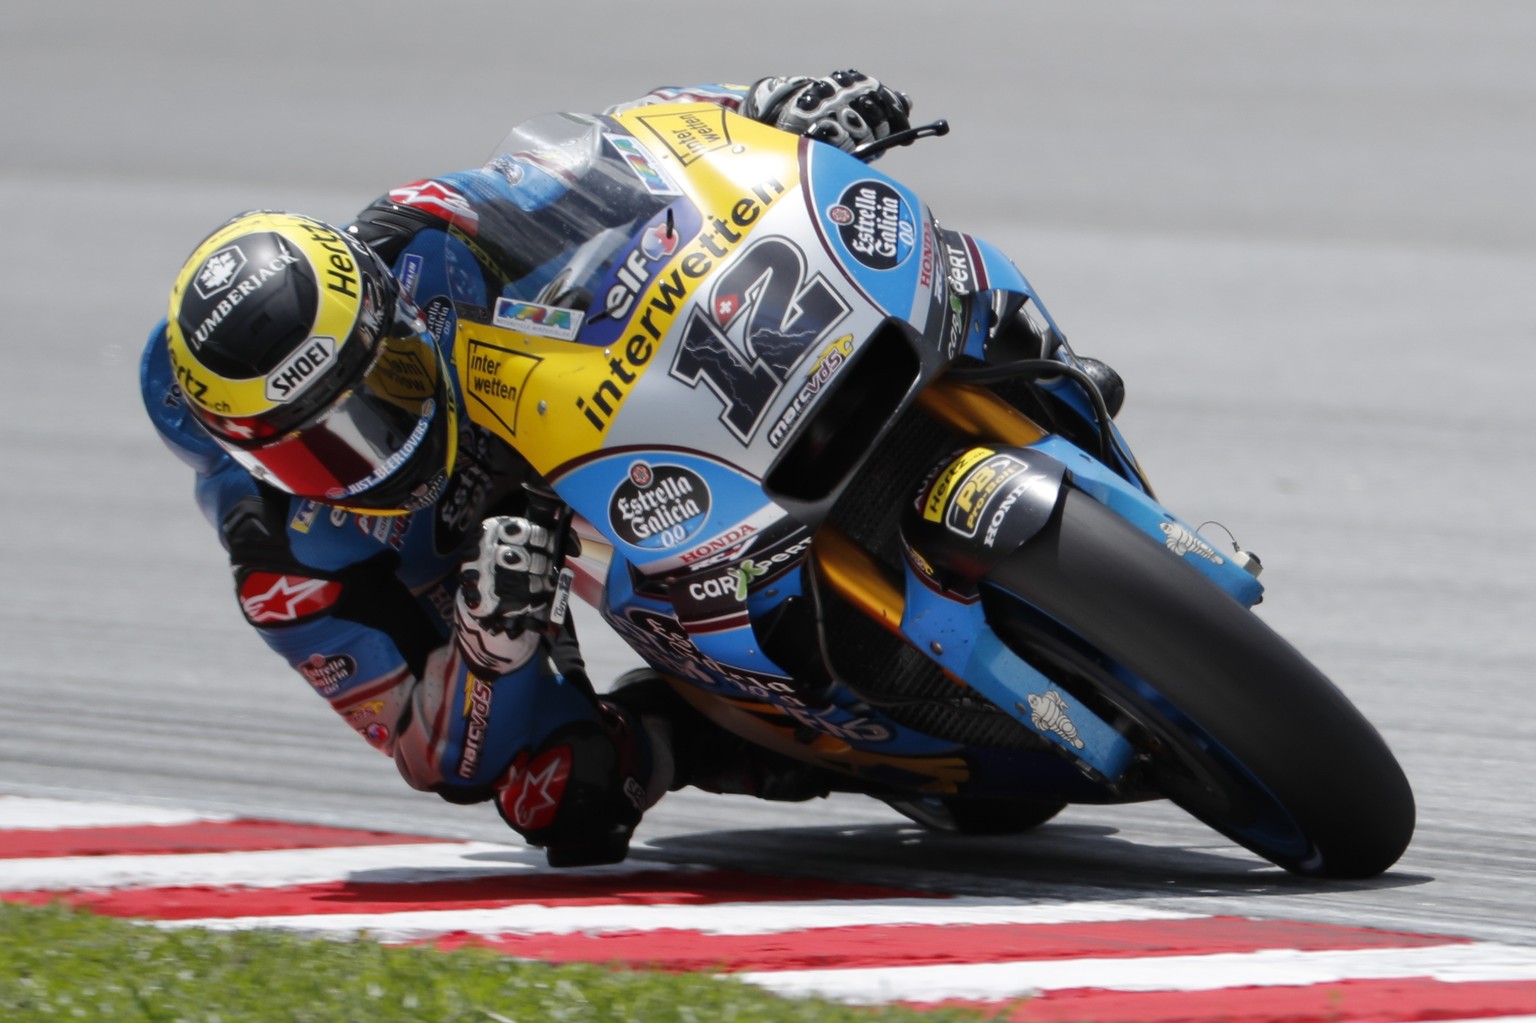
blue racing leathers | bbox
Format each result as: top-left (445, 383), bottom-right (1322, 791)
top-left (139, 83), bottom-right (761, 864)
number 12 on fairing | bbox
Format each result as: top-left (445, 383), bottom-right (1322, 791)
top-left (669, 237), bottom-right (850, 444)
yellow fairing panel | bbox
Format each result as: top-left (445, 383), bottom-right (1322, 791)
top-left (455, 106), bottom-right (803, 477)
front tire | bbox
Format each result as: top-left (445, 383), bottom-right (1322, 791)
top-left (984, 487), bottom-right (1414, 878)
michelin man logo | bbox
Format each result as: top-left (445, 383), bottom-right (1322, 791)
top-left (1160, 522), bottom-right (1226, 565)
top-left (1024, 690), bottom-right (1085, 750)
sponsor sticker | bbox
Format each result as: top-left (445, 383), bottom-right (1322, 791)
top-left (239, 572), bottom-right (343, 624)
top-left (372, 336), bottom-right (438, 402)
top-left (353, 514), bottom-right (409, 550)
top-left (575, 177), bottom-right (787, 435)
top-left (458, 676), bottom-right (494, 780)
top-left (398, 254), bottom-right (423, 300)
top-left (608, 462), bottom-right (711, 551)
top-left (297, 653), bottom-right (356, 696)
top-left (387, 179), bottom-right (479, 231)
top-left (982, 472), bottom-right (1053, 548)
top-left (605, 133), bottom-right (681, 195)
top-left (500, 745), bottom-right (572, 831)
top-left (422, 296), bottom-right (454, 344)
top-left (264, 335), bottom-right (335, 402)
top-left (343, 699), bottom-right (393, 747)
top-left (921, 447), bottom-right (995, 522)
top-left (185, 247), bottom-right (302, 350)
top-left (943, 452), bottom-right (1030, 539)
top-left (1025, 690), bottom-right (1086, 750)
top-left (602, 214), bottom-right (685, 321)
top-left (766, 334), bottom-right (855, 447)
top-left (290, 499), bottom-right (322, 534)
top-left (1160, 521), bottom-right (1227, 564)
top-left (609, 607), bottom-right (895, 743)
top-left (634, 107), bottom-right (732, 165)
top-left (463, 337), bottom-right (541, 439)
top-left (832, 180), bottom-right (916, 271)
top-left (193, 245), bottom-right (247, 299)
top-left (679, 522), bottom-right (757, 567)
top-left (492, 298), bottom-right (584, 341)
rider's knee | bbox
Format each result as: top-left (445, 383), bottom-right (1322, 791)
top-left (493, 705), bottom-right (658, 867)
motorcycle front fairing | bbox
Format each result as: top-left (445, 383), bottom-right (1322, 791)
top-left (433, 108), bottom-right (1086, 799)
top-left (440, 105), bottom-right (1244, 802)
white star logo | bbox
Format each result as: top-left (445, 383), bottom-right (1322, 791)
top-left (387, 180), bottom-right (479, 227)
top-left (241, 575), bottom-right (337, 623)
top-left (512, 751), bottom-right (569, 829)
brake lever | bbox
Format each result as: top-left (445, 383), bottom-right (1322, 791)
top-left (851, 118), bottom-right (950, 162)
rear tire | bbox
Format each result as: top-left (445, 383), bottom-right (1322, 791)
top-left (985, 487), bottom-right (1415, 878)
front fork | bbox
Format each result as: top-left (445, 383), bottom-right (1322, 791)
top-left (811, 377), bottom-right (1263, 784)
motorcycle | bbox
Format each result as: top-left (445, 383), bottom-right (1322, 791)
top-left (437, 103), bottom-right (1414, 878)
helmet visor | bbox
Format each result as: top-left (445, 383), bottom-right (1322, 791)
top-left (221, 324), bottom-right (452, 506)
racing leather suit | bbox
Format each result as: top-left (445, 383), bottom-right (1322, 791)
top-left (139, 83), bottom-right (811, 866)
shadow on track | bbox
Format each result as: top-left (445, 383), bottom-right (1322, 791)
top-left (637, 821), bottom-right (1432, 901)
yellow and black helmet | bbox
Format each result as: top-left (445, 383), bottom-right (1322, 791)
top-left (166, 211), bottom-right (457, 513)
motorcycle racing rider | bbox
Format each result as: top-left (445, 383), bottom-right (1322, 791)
top-left (142, 72), bottom-right (1122, 866)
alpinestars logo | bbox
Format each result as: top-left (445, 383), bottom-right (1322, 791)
top-left (194, 246), bottom-right (247, 299)
top-left (238, 573), bottom-right (342, 624)
top-left (387, 180), bottom-right (479, 232)
top-left (500, 746), bottom-right (572, 831)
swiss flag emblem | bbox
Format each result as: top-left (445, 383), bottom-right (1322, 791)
top-left (714, 293), bottom-right (740, 324)
top-left (239, 572), bottom-right (343, 624)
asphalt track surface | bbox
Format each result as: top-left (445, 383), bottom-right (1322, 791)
top-left (3, 0), bottom-right (1534, 978)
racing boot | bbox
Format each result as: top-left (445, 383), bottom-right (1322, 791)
top-left (605, 669), bottom-right (835, 803)
top-left (496, 701), bottom-right (663, 869)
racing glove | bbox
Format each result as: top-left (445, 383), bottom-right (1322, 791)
top-left (743, 70), bottom-right (912, 157)
top-left (454, 504), bottom-right (575, 677)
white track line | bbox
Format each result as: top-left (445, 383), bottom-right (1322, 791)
top-left (741, 943), bottom-right (1536, 1003)
top-left (0, 842), bottom-right (565, 890)
top-left (153, 900), bottom-right (1198, 941)
top-left (1387, 1017), bottom-right (1536, 1023)
top-left (0, 796), bottom-right (232, 830)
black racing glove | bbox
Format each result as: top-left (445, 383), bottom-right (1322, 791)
top-left (454, 504), bottom-right (576, 676)
top-left (743, 70), bottom-right (912, 158)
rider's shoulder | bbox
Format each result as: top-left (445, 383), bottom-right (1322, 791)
top-left (218, 483), bottom-right (412, 578)
top-left (351, 167), bottom-right (522, 264)
top-left (140, 319), bottom-right (227, 478)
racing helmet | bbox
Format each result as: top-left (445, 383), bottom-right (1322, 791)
top-left (165, 211), bottom-right (457, 514)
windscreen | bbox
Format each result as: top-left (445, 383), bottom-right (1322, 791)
top-left (454, 111), bottom-right (680, 320)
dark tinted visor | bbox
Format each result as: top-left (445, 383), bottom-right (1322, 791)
top-left (225, 325), bottom-right (448, 502)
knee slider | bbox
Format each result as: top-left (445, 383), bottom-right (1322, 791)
top-left (493, 713), bottom-right (651, 866)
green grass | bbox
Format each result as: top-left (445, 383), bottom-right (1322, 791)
top-left (0, 903), bottom-right (986, 1022)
